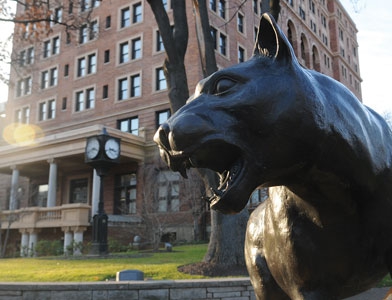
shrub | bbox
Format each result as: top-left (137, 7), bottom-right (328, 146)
top-left (35, 240), bottom-right (63, 257)
top-left (108, 238), bottom-right (129, 253)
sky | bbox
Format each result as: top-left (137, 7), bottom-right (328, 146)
top-left (0, 0), bottom-right (391, 115)
top-left (340, 0), bottom-right (392, 115)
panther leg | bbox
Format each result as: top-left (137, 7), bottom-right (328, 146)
top-left (246, 249), bottom-right (291, 300)
top-left (245, 203), bottom-right (290, 300)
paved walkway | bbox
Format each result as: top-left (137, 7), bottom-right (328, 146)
top-left (344, 287), bottom-right (391, 300)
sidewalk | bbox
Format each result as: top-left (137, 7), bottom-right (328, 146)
top-left (344, 287), bottom-right (391, 300)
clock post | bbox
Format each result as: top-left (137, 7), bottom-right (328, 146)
top-left (85, 128), bottom-right (121, 255)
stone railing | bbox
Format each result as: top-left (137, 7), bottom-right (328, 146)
top-left (0, 203), bottom-right (90, 230)
top-left (0, 278), bottom-right (255, 300)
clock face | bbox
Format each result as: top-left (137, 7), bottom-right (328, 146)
top-left (86, 138), bottom-right (100, 159)
top-left (105, 138), bottom-right (120, 159)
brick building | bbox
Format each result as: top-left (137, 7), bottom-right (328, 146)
top-left (0, 0), bottom-right (361, 256)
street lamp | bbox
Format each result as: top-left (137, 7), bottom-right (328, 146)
top-left (85, 128), bottom-right (121, 255)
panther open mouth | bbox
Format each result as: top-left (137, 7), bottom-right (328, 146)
top-left (158, 140), bottom-right (252, 213)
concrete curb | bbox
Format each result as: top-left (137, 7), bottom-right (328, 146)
top-left (344, 287), bottom-right (391, 300)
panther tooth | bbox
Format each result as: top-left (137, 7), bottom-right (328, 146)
top-left (211, 187), bottom-right (223, 197)
top-left (178, 167), bottom-right (188, 179)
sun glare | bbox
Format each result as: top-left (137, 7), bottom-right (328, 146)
top-left (2, 123), bottom-right (44, 146)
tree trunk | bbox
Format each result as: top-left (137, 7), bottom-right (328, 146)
top-left (204, 209), bottom-right (249, 265)
top-left (193, 1), bottom-right (249, 267)
top-left (147, 0), bottom-right (189, 112)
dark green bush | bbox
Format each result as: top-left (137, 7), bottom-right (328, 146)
top-left (108, 238), bottom-right (129, 253)
top-left (35, 240), bottom-right (63, 256)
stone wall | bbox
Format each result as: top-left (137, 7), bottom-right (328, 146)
top-left (0, 278), bottom-right (255, 300)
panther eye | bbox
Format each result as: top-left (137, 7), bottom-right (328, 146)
top-left (212, 77), bottom-right (237, 95)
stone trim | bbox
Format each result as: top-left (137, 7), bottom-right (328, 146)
top-left (0, 278), bottom-right (255, 300)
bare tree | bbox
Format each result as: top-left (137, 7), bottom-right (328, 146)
top-left (145, 0), bottom-right (284, 271)
top-left (0, 0), bottom-right (97, 87)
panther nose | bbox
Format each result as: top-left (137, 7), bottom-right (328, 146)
top-left (154, 113), bottom-right (215, 152)
top-left (154, 122), bottom-right (172, 152)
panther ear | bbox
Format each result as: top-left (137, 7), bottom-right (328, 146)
top-left (253, 13), bottom-right (295, 63)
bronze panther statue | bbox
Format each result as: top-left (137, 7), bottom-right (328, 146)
top-left (154, 13), bottom-right (392, 300)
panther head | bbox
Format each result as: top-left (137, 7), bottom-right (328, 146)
top-left (154, 14), bottom-right (317, 214)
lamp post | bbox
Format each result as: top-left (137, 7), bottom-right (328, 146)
top-left (85, 128), bottom-right (121, 255)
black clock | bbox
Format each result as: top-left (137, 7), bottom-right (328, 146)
top-left (85, 130), bottom-right (121, 168)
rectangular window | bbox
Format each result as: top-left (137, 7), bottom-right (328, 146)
top-left (89, 20), bottom-right (98, 40)
top-left (131, 37), bottom-right (142, 59)
top-left (86, 88), bottom-right (95, 109)
top-left (121, 7), bottom-right (130, 28)
top-left (62, 97), bottom-right (67, 110)
top-left (19, 50), bottom-right (26, 66)
top-left (114, 173), bottom-right (137, 215)
top-left (156, 30), bottom-right (164, 52)
top-left (299, 7), bottom-right (306, 20)
top-left (238, 46), bottom-right (245, 63)
top-left (16, 80), bottom-right (23, 97)
top-left (75, 88), bottom-right (95, 111)
top-left (237, 13), bottom-right (244, 33)
top-left (210, 0), bottom-right (216, 11)
top-left (77, 53), bottom-right (96, 77)
top-left (104, 49), bottom-right (110, 63)
top-left (105, 15), bottom-right (111, 28)
top-left (69, 178), bottom-right (88, 204)
top-left (75, 91), bottom-right (84, 111)
top-left (38, 102), bottom-right (47, 121)
top-left (64, 64), bottom-right (69, 77)
top-left (130, 74), bottom-right (141, 97)
top-left (47, 99), bottom-right (56, 119)
top-left (219, 32), bottom-right (227, 56)
top-left (43, 40), bottom-right (50, 58)
top-left (155, 67), bottom-right (167, 91)
top-left (118, 78), bottom-right (128, 100)
top-left (52, 36), bottom-right (60, 55)
top-left (253, 0), bottom-right (258, 14)
top-left (79, 25), bottom-right (88, 43)
top-left (16, 77), bottom-right (32, 97)
top-left (77, 57), bottom-right (86, 77)
top-left (211, 27), bottom-right (217, 50)
top-left (132, 2), bottom-right (142, 23)
top-left (79, 21), bottom-right (97, 44)
top-left (50, 67), bottom-right (58, 86)
top-left (158, 171), bottom-right (180, 212)
top-left (14, 109), bottom-right (22, 123)
top-left (41, 71), bottom-right (49, 89)
top-left (156, 109), bottom-right (171, 128)
top-left (87, 53), bottom-right (96, 74)
top-left (25, 77), bottom-right (32, 94)
top-left (119, 42), bottom-right (129, 64)
top-left (102, 84), bottom-right (108, 99)
top-left (118, 74), bottom-right (141, 100)
top-left (27, 47), bottom-right (34, 64)
top-left (23, 107), bottom-right (30, 123)
top-left (118, 117), bottom-right (139, 135)
top-left (14, 106), bottom-right (30, 124)
top-left (53, 7), bottom-right (62, 23)
top-left (218, 0), bottom-right (226, 19)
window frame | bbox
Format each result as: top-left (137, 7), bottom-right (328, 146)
top-left (155, 67), bottom-right (167, 91)
top-left (74, 86), bottom-right (96, 112)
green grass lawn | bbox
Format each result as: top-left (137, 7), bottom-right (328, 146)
top-left (0, 244), bottom-right (209, 282)
top-left (0, 243), bottom-right (391, 287)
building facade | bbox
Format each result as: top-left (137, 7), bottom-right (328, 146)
top-left (0, 0), bottom-right (361, 256)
